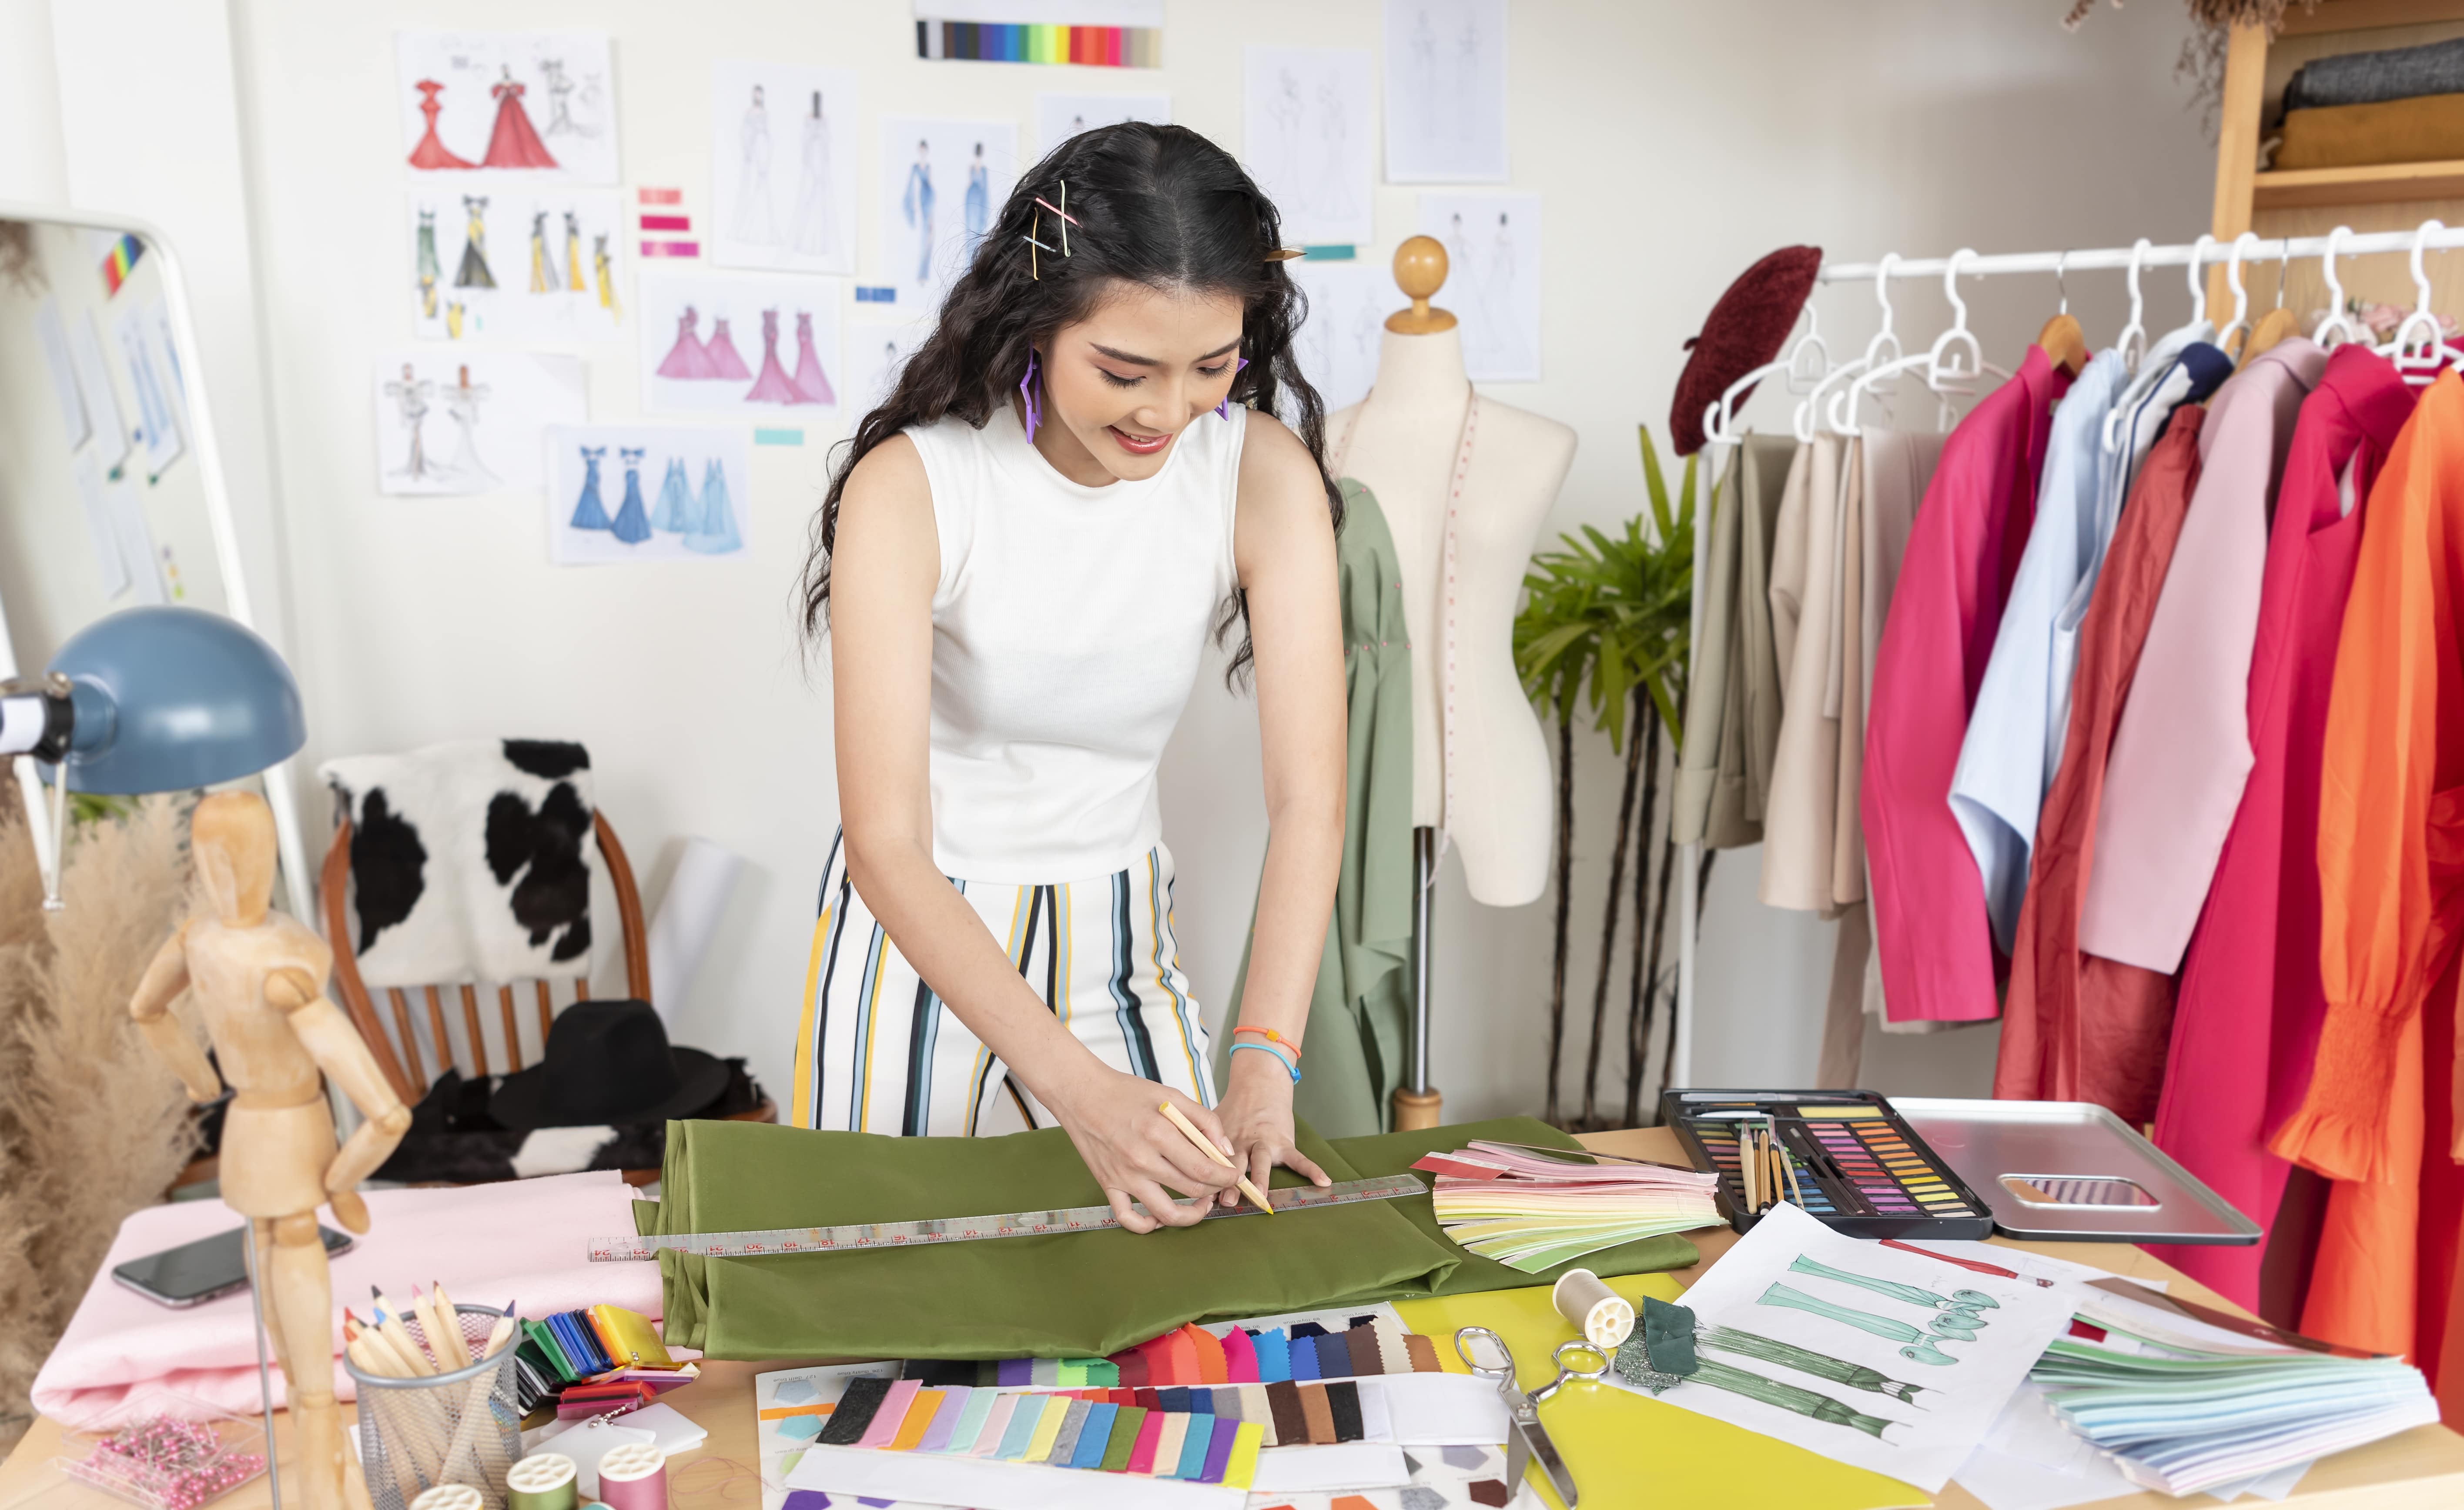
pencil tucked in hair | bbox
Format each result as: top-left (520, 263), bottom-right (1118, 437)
top-left (797, 121), bottom-right (1342, 685)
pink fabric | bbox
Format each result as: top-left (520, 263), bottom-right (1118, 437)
top-left (1221, 1325), bottom-right (1259, 1384)
top-left (2080, 341), bottom-right (2327, 973)
top-left (31, 1172), bottom-right (662, 1425)
top-left (1862, 346), bottom-right (2067, 1023)
top-left (856, 1379), bottom-right (921, 1448)
top-left (2147, 347), bottom-right (2418, 1307)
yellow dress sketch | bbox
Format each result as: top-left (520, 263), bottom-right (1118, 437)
top-left (446, 301), bottom-right (466, 339)
top-left (529, 211), bottom-right (557, 293)
top-left (593, 234), bottom-right (622, 323)
top-left (565, 211), bottom-right (586, 293)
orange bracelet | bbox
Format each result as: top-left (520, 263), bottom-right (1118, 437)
top-left (1231, 1025), bottom-right (1300, 1058)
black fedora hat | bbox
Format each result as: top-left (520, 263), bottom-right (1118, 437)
top-left (490, 999), bottom-right (730, 1130)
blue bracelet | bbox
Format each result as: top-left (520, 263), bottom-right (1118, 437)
top-left (1229, 1040), bottom-right (1301, 1082)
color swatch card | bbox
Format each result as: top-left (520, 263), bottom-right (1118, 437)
top-left (1663, 1089), bottom-right (1994, 1239)
top-left (1411, 1139), bottom-right (1724, 1271)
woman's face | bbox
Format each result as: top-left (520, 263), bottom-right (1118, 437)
top-left (1033, 281), bottom-right (1243, 486)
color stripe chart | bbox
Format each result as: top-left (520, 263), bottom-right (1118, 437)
top-left (1664, 1089), bottom-right (1995, 1241)
top-left (914, 8), bottom-right (1162, 67)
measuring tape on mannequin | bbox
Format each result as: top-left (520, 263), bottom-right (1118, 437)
top-left (587, 1173), bottom-right (1426, 1261)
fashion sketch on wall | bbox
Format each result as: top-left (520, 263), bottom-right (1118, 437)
top-left (1035, 92), bottom-right (1170, 153)
top-left (397, 30), bottom-right (618, 184)
top-left (876, 118), bottom-right (1018, 307)
top-left (1383, 0), bottom-right (1509, 183)
top-left (1286, 259), bottom-right (1392, 414)
top-left (408, 190), bottom-right (623, 342)
top-left (709, 60), bottom-right (859, 275)
top-left (639, 271), bottom-right (841, 418)
top-left (544, 424), bottom-right (750, 565)
top-left (1242, 47), bottom-right (1374, 247)
top-left (372, 351), bottom-right (584, 496)
top-left (842, 315), bottom-right (933, 418)
top-left (1417, 193), bottom-right (1543, 383)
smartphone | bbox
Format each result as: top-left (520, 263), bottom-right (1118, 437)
top-left (111, 1224), bottom-right (354, 1308)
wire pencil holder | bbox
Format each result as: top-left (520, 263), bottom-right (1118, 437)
top-left (344, 1305), bottom-right (521, 1510)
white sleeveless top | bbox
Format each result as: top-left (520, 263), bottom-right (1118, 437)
top-left (904, 402), bottom-right (1246, 883)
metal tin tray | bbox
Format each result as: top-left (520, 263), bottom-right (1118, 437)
top-left (1890, 1098), bottom-right (2261, 1245)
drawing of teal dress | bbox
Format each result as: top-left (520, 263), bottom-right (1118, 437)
top-left (684, 458), bottom-right (741, 553)
top-left (902, 161), bottom-right (934, 281)
top-left (569, 446), bottom-right (612, 531)
top-left (964, 159), bottom-right (988, 247)
top-left (651, 457), bottom-right (695, 531)
top-left (609, 446), bottom-right (653, 543)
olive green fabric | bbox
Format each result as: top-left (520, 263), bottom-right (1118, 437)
top-left (1219, 481), bottom-right (1416, 1138)
top-left (1326, 1116), bottom-right (1701, 1295)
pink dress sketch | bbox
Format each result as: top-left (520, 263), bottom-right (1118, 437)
top-left (408, 80), bottom-right (474, 170)
top-left (657, 307), bottom-right (717, 379)
top-left (790, 312), bottom-right (835, 404)
top-left (744, 309), bottom-right (803, 404)
top-left (482, 69), bottom-right (559, 170)
top-left (703, 317), bottom-right (752, 380)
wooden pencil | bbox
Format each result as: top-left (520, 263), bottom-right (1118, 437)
top-left (434, 1310), bottom-right (522, 1487)
top-left (1156, 1101), bottom-right (1274, 1216)
top-left (429, 1283), bottom-right (474, 1367)
top-left (1782, 1146), bottom-right (1806, 1206)
top-left (371, 1290), bottom-right (437, 1376)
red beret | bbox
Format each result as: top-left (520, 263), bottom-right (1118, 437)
top-left (1670, 245), bottom-right (1823, 456)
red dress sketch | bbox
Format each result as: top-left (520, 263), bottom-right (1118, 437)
top-left (790, 311), bottom-right (835, 405)
top-left (482, 68), bottom-right (559, 170)
top-left (408, 80), bottom-right (475, 170)
top-left (656, 306), bottom-right (717, 380)
top-left (745, 309), bottom-right (803, 404)
top-left (703, 317), bottom-right (752, 381)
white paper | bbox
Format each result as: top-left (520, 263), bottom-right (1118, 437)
top-left (842, 314), bottom-right (934, 419)
top-left (70, 451), bottom-right (128, 599)
top-left (1621, 1201), bottom-right (2077, 1494)
top-left (68, 312), bottom-right (131, 475)
top-left (104, 480), bottom-right (166, 605)
top-left (533, 1417), bottom-right (656, 1496)
top-left (395, 30), bottom-right (617, 183)
top-left (877, 118), bottom-right (1018, 308)
top-left (1287, 259), bottom-right (1395, 416)
top-left (1035, 92), bottom-right (1170, 153)
top-left (646, 836), bottom-right (746, 1020)
top-left (1245, 1441), bottom-right (1411, 1495)
top-left (914, 0), bottom-right (1161, 22)
top-left (34, 298), bottom-right (91, 450)
top-left (408, 188), bottom-right (625, 343)
top-left (111, 304), bottom-right (184, 480)
top-left (1416, 194), bottom-right (1541, 382)
top-left (1374, 1373), bottom-right (1507, 1447)
top-left (1383, 0), bottom-right (1508, 183)
top-left (544, 424), bottom-right (750, 565)
top-left (639, 271), bottom-right (841, 417)
top-left (1242, 48), bottom-right (1374, 247)
top-left (373, 351), bottom-right (586, 495)
top-left (709, 61), bottom-right (859, 275)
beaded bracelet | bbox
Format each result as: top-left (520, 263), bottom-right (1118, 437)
top-left (1230, 1025), bottom-right (1301, 1059)
top-left (1229, 1040), bottom-right (1301, 1083)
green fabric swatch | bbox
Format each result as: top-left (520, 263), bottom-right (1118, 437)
top-left (1100, 1406), bottom-right (1145, 1471)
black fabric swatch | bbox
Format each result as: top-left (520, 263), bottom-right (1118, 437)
top-left (1326, 1380), bottom-right (1363, 1442)
top-left (1291, 1322), bottom-right (1328, 1338)
top-left (900, 1359), bottom-right (978, 1387)
top-left (818, 1375), bottom-right (891, 1444)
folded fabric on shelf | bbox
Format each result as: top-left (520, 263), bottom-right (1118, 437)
top-left (2284, 35), bottom-right (2464, 113)
top-left (2276, 92), bottom-right (2464, 171)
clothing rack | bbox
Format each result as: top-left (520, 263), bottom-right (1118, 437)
top-left (1667, 219), bottom-right (2464, 1103)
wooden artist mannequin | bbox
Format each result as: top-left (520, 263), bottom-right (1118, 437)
top-left (1329, 237), bottom-right (1571, 907)
top-left (130, 791), bottom-right (410, 1510)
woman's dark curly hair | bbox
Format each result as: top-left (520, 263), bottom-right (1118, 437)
top-left (797, 122), bottom-right (1342, 683)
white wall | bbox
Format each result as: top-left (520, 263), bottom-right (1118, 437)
top-left (58, 0), bottom-right (2211, 1119)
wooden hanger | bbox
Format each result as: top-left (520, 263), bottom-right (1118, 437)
top-left (2035, 311), bottom-right (2088, 377)
top-left (1386, 235), bottom-right (1458, 334)
top-left (2245, 304), bottom-right (2302, 359)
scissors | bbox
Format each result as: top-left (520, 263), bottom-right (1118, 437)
top-left (1455, 1326), bottom-right (1609, 1507)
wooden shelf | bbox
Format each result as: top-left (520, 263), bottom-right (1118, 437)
top-left (2254, 157), bottom-right (2464, 209)
top-left (2282, 0), bottom-right (2464, 36)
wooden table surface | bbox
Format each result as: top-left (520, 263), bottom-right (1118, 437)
top-left (6, 1126), bottom-right (2461, 1510)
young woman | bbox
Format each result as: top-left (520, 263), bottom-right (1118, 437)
top-left (796, 124), bottom-right (1347, 1233)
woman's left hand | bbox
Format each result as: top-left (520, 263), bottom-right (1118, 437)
top-left (1212, 1046), bottom-right (1333, 1206)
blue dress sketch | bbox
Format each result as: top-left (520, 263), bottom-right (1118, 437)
top-left (964, 145), bottom-right (989, 250)
top-left (569, 445), bottom-right (612, 531)
top-left (650, 457), bottom-right (695, 531)
top-left (684, 458), bottom-right (742, 554)
top-left (901, 144), bottom-right (934, 284)
top-left (609, 445), bottom-right (652, 544)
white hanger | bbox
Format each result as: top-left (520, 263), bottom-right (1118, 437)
top-left (2106, 234), bottom-right (2217, 454)
top-left (1797, 253), bottom-right (1899, 442)
top-left (1784, 304), bottom-right (1831, 393)
top-left (1702, 304), bottom-right (1833, 449)
top-left (2116, 237), bottom-right (2151, 374)
top-left (1830, 249), bottom-right (2008, 434)
top-left (2218, 231), bottom-right (2258, 357)
top-left (2380, 218), bottom-right (2462, 384)
top-left (2315, 224), bottom-right (2363, 349)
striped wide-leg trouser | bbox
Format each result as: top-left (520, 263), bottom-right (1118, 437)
top-left (790, 831), bottom-right (1217, 1134)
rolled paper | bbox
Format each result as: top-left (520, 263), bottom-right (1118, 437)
top-left (594, 1444), bottom-right (666, 1510)
top-left (507, 1454), bottom-right (579, 1510)
top-left (412, 1488), bottom-right (485, 1510)
top-left (1553, 1267), bottom-right (1637, 1348)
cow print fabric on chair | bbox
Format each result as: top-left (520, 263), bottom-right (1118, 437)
top-left (320, 738), bottom-right (603, 991)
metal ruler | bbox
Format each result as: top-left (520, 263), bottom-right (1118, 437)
top-left (589, 1172), bottom-right (1425, 1261)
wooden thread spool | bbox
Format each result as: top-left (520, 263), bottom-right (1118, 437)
top-left (1551, 1267), bottom-right (1636, 1348)
top-left (1386, 236), bottom-right (1458, 334)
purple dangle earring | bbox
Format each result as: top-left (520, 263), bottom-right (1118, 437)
top-left (1215, 355), bottom-right (1249, 420)
top-left (1020, 348), bottom-right (1042, 443)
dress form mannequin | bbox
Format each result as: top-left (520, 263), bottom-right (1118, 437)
top-left (1328, 237), bottom-right (1573, 1125)
top-left (131, 792), bottom-right (409, 1510)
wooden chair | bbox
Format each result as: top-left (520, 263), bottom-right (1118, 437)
top-left (322, 811), bottom-right (652, 1108)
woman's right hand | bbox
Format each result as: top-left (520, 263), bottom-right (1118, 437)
top-left (1047, 1064), bottom-right (1239, 1233)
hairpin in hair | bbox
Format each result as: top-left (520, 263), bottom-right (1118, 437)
top-left (1265, 248), bottom-right (1306, 263)
top-left (1023, 217), bottom-right (1059, 280)
top-left (1034, 180), bottom-right (1079, 257)
top-left (1215, 356), bottom-right (1250, 421)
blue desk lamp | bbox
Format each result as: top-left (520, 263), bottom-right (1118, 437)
top-left (0, 605), bottom-right (305, 907)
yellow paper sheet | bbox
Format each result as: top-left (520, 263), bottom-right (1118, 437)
top-left (1394, 1274), bottom-right (1934, 1510)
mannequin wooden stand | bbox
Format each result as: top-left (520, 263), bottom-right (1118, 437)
top-left (131, 792), bottom-right (410, 1510)
top-left (1393, 823), bottom-right (1443, 1131)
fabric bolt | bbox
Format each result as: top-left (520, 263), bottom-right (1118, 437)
top-left (2285, 35), bottom-right (2464, 110)
top-left (1995, 403), bottom-right (2210, 1113)
top-left (2083, 341), bottom-right (2328, 972)
top-left (1862, 345), bottom-right (2069, 1024)
top-left (1763, 432), bottom-right (1853, 912)
top-left (1128, 1409), bottom-right (1163, 1473)
top-left (1677, 435), bottom-right (1798, 847)
top-left (2146, 353), bottom-right (2418, 1307)
top-left (1220, 481), bottom-right (1414, 1137)
top-left (1951, 350), bottom-right (2129, 952)
top-left (1102, 1406), bottom-right (1145, 1470)
top-left (2276, 93), bottom-right (2464, 171)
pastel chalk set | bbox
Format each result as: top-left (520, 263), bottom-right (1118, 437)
top-left (1660, 1088), bottom-right (1995, 1240)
